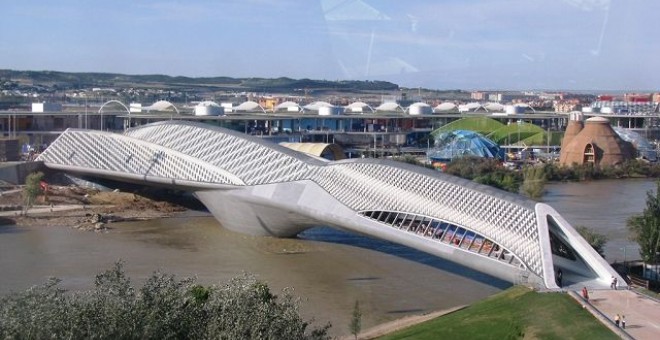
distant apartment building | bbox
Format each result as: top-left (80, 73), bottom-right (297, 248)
top-left (485, 92), bottom-right (530, 103)
top-left (588, 92), bottom-right (658, 114)
top-left (624, 93), bottom-right (652, 103)
top-left (258, 97), bottom-right (280, 111)
top-left (470, 91), bottom-right (487, 101)
top-left (554, 99), bottom-right (581, 113)
top-left (653, 93), bottom-right (660, 103)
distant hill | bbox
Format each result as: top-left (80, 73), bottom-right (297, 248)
top-left (0, 69), bottom-right (400, 93)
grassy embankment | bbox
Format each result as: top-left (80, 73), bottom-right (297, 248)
top-left (379, 286), bottom-right (617, 340)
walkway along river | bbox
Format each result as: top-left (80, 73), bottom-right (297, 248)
top-left (0, 178), bottom-right (654, 337)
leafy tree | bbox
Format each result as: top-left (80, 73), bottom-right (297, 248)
top-left (349, 299), bottom-right (362, 340)
top-left (22, 171), bottom-right (44, 213)
top-left (0, 262), bottom-right (331, 340)
top-left (627, 181), bottom-right (660, 264)
top-left (521, 165), bottom-right (546, 200)
top-left (575, 225), bottom-right (608, 258)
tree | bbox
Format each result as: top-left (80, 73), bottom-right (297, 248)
top-left (23, 171), bottom-right (44, 214)
top-left (575, 225), bottom-right (608, 258)
top-left (521, 165), bottom-right (546, 200)
top-left (0, 262), bottom-right (331, 339)
top-left (627, 181), bottom-right (660, 265)
top-left (349, 299), bottom-right (362, 340)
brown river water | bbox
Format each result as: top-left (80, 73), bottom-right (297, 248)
top-left (0, 178), bottom-right (655, 337)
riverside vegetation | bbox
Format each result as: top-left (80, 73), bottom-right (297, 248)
top-left (417, 156), bottom-right (660, 198)
top-left (0, 262), bottom-right (331, 340)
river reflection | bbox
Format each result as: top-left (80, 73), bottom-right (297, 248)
top-left (0, 178), bottom-right (654, 337)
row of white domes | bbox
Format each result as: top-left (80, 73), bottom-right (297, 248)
top-left (134, 100), bottom-right (532, 116)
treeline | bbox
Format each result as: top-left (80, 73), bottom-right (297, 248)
top-left (0, 69), bottom-right (399, 92)
top-left (0, 263), bottom-right (331, 340)
top-left (393, 156), bottom-right (660, 195)
top-left (445, 158), bottom-right (660, 194)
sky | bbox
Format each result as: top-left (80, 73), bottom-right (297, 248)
top-left (0, 0), bottom-right (658, 91)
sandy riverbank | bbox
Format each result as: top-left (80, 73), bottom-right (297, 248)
top-left (0, 185), bottom-right (185, 230)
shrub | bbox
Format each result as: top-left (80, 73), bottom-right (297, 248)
top-left (521, 165), bottom-right (546, 200)
top-left (445, 157), bottom-right (522, 193)
top-left (0, 262), bottom-right (331, 340)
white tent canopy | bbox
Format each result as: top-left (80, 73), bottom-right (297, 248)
top-left (484, 102), bottom-right (505, 112)
top-left (144, 100), bottom-right (179, 114)
top-left (434, 102), bottom-right (457, 112)
top-left (274, 101), bottom-right (302, 112)
top-left (234, 100), bottom-right (266, 113)
top-left (458, 102), bottom-right (485, 112)
top-left (345, 101), bottom-right (374, 114)
top-left (303, 101), bottom-right (334, 111)
top-left (375, 102), bottom-right (403, 112)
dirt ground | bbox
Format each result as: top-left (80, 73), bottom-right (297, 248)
top-left (0, 185), bottom-right (185, 231)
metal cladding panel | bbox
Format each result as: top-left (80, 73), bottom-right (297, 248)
top-left (310, 163), bottom-right (542, 276)
top-left (36, 130), bottom-right (244, 186)
top-left (124, 121), bottom-right (312, 185)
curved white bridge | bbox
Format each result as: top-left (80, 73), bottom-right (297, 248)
top-left (37, 121), bottom-right (624, 290)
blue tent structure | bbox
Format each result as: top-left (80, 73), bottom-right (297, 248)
top-left (427, 130), bottom-right (504, 162)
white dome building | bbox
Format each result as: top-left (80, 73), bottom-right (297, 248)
top-left (194, 101), bottom-right (224, 116)
top-left (407, 102), bottom-right (432, 115)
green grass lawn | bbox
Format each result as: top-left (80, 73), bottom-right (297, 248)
top-left (378, 286), bottom-right (618, 340)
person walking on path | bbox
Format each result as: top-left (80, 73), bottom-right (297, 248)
top-left (581, 287), bottom-right (589, 301)
top-left (621, 315), bottom-right (626, 329)
top-left (614, 314), bottom-right (620, 327)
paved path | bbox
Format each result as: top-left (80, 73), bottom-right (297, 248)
top-left (583, 289), bottom-right (660, 340)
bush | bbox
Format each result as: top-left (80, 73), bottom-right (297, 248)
top-left (521, 165), bottom-right (546, 200)
top-left (543, 160), bottom-right (660, 182)
top-left (23, 171), bottom-right (44, 210)
top-left (0, 262), bottom-right (331, 340)
top-left (444, 157), bottom-right (522, 193)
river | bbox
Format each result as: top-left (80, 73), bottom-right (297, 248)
top-left (543, 178), bottom-right (655, 263)
top-left (0, 178), bottom-right (655, 337)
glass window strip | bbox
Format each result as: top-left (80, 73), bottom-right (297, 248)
top-left (477, 238), bottom-right (486, 253)
top-left (457, 229), bottom-right (469, 248)
top-left (358, 210), bottom-right (524, 270)
top-left (392, 212), bottom-right (401, 227)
